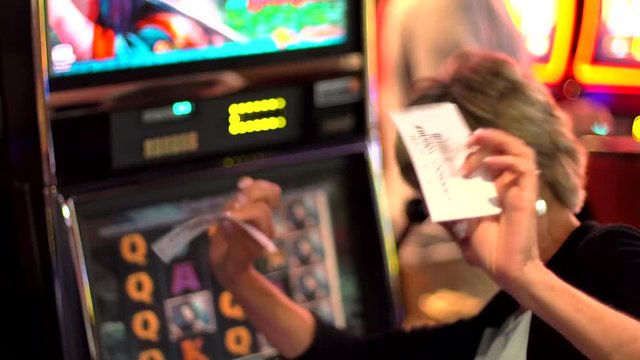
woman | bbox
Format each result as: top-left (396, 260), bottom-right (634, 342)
top-left (209, 50), bottom-right (640, 359)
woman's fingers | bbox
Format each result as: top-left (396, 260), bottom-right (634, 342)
top-left (213, 204), bottom-right (273, 263)
top-left (237, 176), bottom-right (254, 190)
top-left (460, 148), bottom-right (491, 177)
top-left (462, 130), bottom-right (538, 199)
top-left (467, 128), bottom-right (535, 160)
top-left (215, 178), bottom-right (281, 260)
top-left (461, 129), bottom-right (535, 180)
top-left (483, 155), bottom-right (537, 175)
top-left (225, 178), bottom-right (282, 211)
top-left (210, 178), bottom-right (282, 283)
top-left (219, 218), bottom-right (267, 258)
top-left (224, 201), bottom-right (275, 239)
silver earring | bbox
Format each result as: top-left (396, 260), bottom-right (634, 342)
top-left (535, 199), bottom-right (547, 216)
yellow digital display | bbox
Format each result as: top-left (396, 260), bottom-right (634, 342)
top-left (228, 97), bottom-right (288, 136)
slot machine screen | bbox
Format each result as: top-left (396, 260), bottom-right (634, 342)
top-left (504, 0), bottom-right (577, 84)
top-left (574, 0), bottom-right (640, 91)
top-left (45, 0), bottom-right (354, 89)
top-left (590, 0), bottom-right (640, 66)
top-left (67, 156), bottom-right (381, 360)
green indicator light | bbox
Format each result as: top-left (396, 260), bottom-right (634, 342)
top-left (172, 101), bottom-right (193, 116)
top-left (591, 122), bottom-right (610, 136)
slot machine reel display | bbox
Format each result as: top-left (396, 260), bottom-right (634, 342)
top-left (69, 182), bottom-right (350, 359)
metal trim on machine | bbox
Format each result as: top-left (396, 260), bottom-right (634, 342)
top-left (58, 195), bottom-right (100, 360)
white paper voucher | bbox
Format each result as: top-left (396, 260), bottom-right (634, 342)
top-left (152, 213), bottom-right (277, 264)
top-left (391, 102), bottom-right (501, 222)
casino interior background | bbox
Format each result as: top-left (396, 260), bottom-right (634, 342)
top-left (377, 0), bottom-right (640, 328)
top-left (1, 0), bottom-right (639, 358)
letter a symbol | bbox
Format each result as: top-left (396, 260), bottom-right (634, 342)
top-left (171, 261), bottom-right (202, 296)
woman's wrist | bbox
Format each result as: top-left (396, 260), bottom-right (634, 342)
top-left (215, 266), bottom-right (259, 293)
top-left (499, 260), bottom-right (554, 309)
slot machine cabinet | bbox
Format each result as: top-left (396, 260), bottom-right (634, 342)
top-left (504, 0), bottom-right (578, 89)
top-left (36, 1), bottom-right (399, 359)
top-left (581, 136), bottom-right (640, 227)
top-left (572, 0), bottom-right (640, 128)
top-left (506, 0), bottom-right (640, 226)
top-left (572, 0), bottom-right (640, 227)
top-left (0, 0), bottom-right (67, 356)
top-left (574, 0), bottom-right (640, 95)
top-left (572, 0), bottom-right (640, 123)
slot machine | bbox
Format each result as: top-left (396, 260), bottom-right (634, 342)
top-left (505, 0), bottom-right (640, 226)
top-left (572, 0), bottom-right (640, 227)
top-left (37, 1), bottom-right (398, 359)
top-left (504, 0), bottom-right (578, 87)
top-left (574, 0), bottom-right (640, 95)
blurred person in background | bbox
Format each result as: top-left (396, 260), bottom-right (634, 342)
top-left (379, 0), bottom-right (530, 237)
top-left (377, 0), bottom-right (531, 327)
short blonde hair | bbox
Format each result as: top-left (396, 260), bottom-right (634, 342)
top-left (396, 50), bottom-right (587, 212)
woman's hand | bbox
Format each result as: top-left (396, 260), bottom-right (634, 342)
top-left (448, 128), bottom-right (542, 290)
top-left (207, 178), bottom-right (315, 358)
top-left (209, 177), bottom-right (281, 288)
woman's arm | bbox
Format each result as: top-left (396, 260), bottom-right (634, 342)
top-left (460, 129), bottom-right (640, 360)
top-left (208, 178), bottom-right (315, 358)
top-left (508, 262), bottom-right (640, 360)
top-left (209, 178), bottom-right (488, 360)
top-left (220, 268), bottom-right (316, 358)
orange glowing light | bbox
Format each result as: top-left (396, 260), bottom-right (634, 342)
top-left (505, 0), bottom-right (577, 84)
top-left (574, 0), bottom-right (640, 92)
